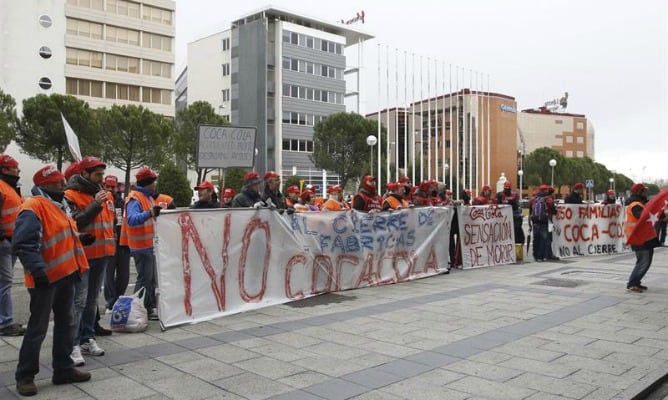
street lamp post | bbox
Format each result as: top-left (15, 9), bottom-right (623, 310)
top-left (609, 177), bottom-right (614, 191)
top-left (549, 159), bottom-right (557, 187)
top-left (366, 135), bottom-right (377, 176)
top-left (518, 170), bottom-right (524, 198)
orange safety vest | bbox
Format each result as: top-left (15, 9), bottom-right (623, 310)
top-left (119, 190), bottom-right (155, 251)
top-left (0, 179), bottom-right (23, 237)
top-left (19, 196), bottom-right (89, 288)
top-left (64, 189), bottom-right (116, 259)
top-left (384, 195), bottom-right (408, 210)
top-left (155, 194), bottom-right (173, 209)
top-left (322, 198), bottom-right (344, 211)
top-left (624, 200), bottom-right (652, 242)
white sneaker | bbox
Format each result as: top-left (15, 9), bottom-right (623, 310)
top-left (104, 307), bottom-right (113, 315)
top-left (71, 345), bottom-right (85, 366)
top-left (80, 338), bottom-right (105, 356)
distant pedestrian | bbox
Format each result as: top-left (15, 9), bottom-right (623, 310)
top-left (13, 165), bottom-right (92, 396)
top-left (0, 154), bottom-right (25, 337)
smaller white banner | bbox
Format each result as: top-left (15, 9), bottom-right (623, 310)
top-left (458, 205), bottom-right (516, 269)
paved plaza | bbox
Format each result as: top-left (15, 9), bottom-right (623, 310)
top-left (1, 248), bottom-right (667, 399)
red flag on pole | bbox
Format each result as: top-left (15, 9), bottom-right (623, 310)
top-left (626, 188), bottom-right (668, 246)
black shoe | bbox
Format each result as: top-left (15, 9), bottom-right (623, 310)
top-left (16, 378), bottom-right (37, 396)
top-left (95, 323), bottom-right (112, 336)
top-left (52, 368), bottom-right (91, 385)
top-left (547, 256), bottom-right (560, 261)
top-left (639, 284), bottom-right (648, 291)
top-left (0, 323), bottom-right (25, 336)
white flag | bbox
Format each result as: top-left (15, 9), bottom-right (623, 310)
top-left (61, 113), bottom-right (82, 162)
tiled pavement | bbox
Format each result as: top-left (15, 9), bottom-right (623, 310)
top-left (1, 248), bottom-right (667, 399)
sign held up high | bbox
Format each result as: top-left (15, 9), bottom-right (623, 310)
top-left (196, 124), bottom-right (257, 169)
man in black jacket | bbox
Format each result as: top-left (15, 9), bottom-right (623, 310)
top-left (564, 182), bottom-right (585, 204)
top-left (262, 171), bottom-right (285, 209)
top-left (625, 183), bottom-right (661, 292)
top-left (232, 172), bottom-right (265, 208)
top-left (191, 181), bottom-right (220, 209)
top-left (103, 175), bottom-right (130, 315)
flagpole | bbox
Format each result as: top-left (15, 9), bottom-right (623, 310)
top-left (449, 64), bottom-right (453, 193)
top-left (487, 74), bottom-right (491, 184)
top-left (419, 55), bottom-right (424, 183)
top-left (461, 67), bottom-right (466, 191)
top-left (468, 69), bottom-right (473, 191)
top-left (377, 44), bottom-right (381, 180)
top-left (441, 61), bottom-right (446, 183)
top-left (386, 45), bottom-right (390, 184)
top-left (411, 53), bottom-right (416, 185)
top-left (403, 50), bottom-right (408, 181)
top-left (395, 47), bottom-right (399, 182)
top-left (433, 58), bottom-right (438, 182)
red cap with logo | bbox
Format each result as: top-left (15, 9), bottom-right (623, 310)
top-left (194, 181), bottom-right (214, 191)
top-left (263, 171), bottom-right (279, 181)
top-left (104, 175), bottom-right (118, 187)
top-left (33, 164), bottom-right (65, 186)
top-left (79, 156), bottom-right (106, 172)
top-left (0, 154), bottom-right (18, 169)
top-left (286, 185), bottom-right (300, 194)
top-left (64, 162), bottom-right (82, 180)
top-left (222, 188), bottom-right (236, 197)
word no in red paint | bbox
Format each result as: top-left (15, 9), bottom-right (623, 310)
top-left (178, 212), bottom-right (271, 316)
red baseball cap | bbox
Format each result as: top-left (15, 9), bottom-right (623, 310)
top-left (631, 183), bottom-right (647, 194)
top-left (327, 185), bottom-right (342, 194)
top-left (33, 164), bottom-right (65, 186)
top-left (79, 156), bottom-right (106, 172)
top-left (194, 181), bottom-right (214, 191)
top-left (0, 154), bottom-right (18, 169)
top-left (64, 162), bottom-right (82, 180)
top-left (387, 182), bottom-right (401, 191)
top-left (104, 175), bottom-right (118, 187)
top-left (136, 166), bottom-right (158, 181)
top-left (573, 182), bottom-right (584, 190)
top-left (263, 171), bottom-right (279, 181)
top-left (222, 188), bottom-right (236, 197)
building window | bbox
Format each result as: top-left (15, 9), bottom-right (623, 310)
top-left (143, 4), bottom-right (172, 25)
top-left (65, 78), bottom-right (105, 98)
top-left (142, 60), bottom-right (171, 78)
top-left (565, 150), bottom-right (573, 157)
top-left (222, 63), bottom-right (230, 76)
top-left (39, 46), bottom-right (52, 59)
top-left (105, 25), bottom-right (139, 45)
top-left (282, 139), bottom-right (314, 153)
top-left (38, 77), bottom-right (52, 90)
top-left (67, 0), bottom-right (103, 10)
top-left (576, 122), bottom-right (584, 130)
top-left (107, 0), bottom-right (139, 18)
top-left (554, 119), bottom-right (563, 125)
top-left (67, 18), bottom-right (103, 40)
top-left (222, 38), bottom-right (230, 51)
top-left (142, 32), bottom-right (172, 51)
top-left (222, 89), bottom-right (230, 102)
top-left (66, 48), bottom-right (103, 69)
top-left (577, 151), bottom-right (584, 157)
top-left (577, 136), bottom-right (584, 144)
top-left (565, 135), bottom-right (573, 143)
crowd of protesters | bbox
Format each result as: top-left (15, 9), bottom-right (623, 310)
top-left (0, 153), bottom-right (664, 396)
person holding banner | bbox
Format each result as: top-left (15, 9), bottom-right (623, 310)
top-left (383, 182), bottom-right (408, 210)
top-left (191, 181), bottom-right (219, 209)
top-left (472, 185), bottom-right (494, 205)
top-left (64, 156), bottom-right (115, 363)
top-left (496, 181), bottom-right (524, 245)
top-left (601, 189), bottom-right (617, 205)
top-left (262, 171), bottom-right (286, 210)
top-left (399, 176), bottom-right (413, 203)
top-left (285, 186), bottom-right (300, 209)
top-left (565, 182), bottom-right (585, 204)
top-left (220, 188), bottom-right (236, 208)
top-left (0, 155), bottom-right (25, 337)
top-left (412, 181), bottom-right (432, 206)
top-left (624, 183), bottom-right (662, 292)
top-left (352, 175), bottom-right (382, 212)
top-left (13, 165), bottom-right (92, 396)
top-left (231, 172), bottom-right (266, 208)
top-left (321, 185), bottom-right (347, 211)
top-left (121, 167), bottom-right (162, 320)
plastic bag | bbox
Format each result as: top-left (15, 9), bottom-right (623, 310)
top-left (110, 287), bottom-right (148, 333)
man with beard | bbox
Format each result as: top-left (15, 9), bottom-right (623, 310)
top-left (262, 171), bottom-right (285, 209)
top-left (0, 154), bottom-right (25, 336)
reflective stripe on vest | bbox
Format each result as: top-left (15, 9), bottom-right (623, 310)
top-left (120, 191), bottom-right (155, 250)
top-left (624, 200), bottom-right (643, 241)
top-left (0, 179), bottom-right (23, 237)
top-left (19, 197), bottom-right (89, 288)
top-left (65, 189), bottom-right (116, 258)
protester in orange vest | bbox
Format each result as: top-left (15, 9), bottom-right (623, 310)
top-left (154, 193), bottom-right (175, 209)
top-left (0, 154), bottom-right (25, 337)
top-left (120, 167), bottom-right (162, 320)
top-left (321, 185), bottom-right (347, 211)
top-left (13, 164), bottom-right (92, 396)
top-left (383, 182), bottom-right (408, 210)
top-left (102, 175), bottom-right (131, 317)
top-left (398, 176), bottom-right (413, 203)
top-left (64, 156), bottom-right (115, 364)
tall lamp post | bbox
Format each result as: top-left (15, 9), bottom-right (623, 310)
top-left (518, 170), bottom-right (524, 198)
top-left (549, 159), bottom-right (557, 187)
top-left (609, 177), bottom-right (615, 191)
top-left (366, 135), bottom-right (377, 176)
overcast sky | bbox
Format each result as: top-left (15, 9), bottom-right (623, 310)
top-left (175, 0), bottom-right (667, 182)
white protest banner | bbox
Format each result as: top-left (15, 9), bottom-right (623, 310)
top-left (551, 203), bottom-right (630, 258)
top-left (156, 207), bottom-right (453, 328)
top-left (196, 125), bottom-right (256, 169)
top-left (458, 205), bottom-right (516, 269)
top-left (61, 113), bottom-right (82, 162)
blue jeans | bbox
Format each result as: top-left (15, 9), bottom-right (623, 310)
top-left (0, 239), bottom-right (17, 329)
top-left (80, 257), bottom-right (110, 342)
top-left (16, 273), bottom-right (76, 381)
top-left (133, 252), bottom-right (156, 310)
top-left (104, 245), bottom-right (130, 309)
top-left (628, 248), bottom-right (654, 288)
top-left (72, 270), bottom-right (88, 347)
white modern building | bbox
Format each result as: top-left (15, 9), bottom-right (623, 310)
top-left (0, 0), bottom-right (175, 176)
top-left (177, 6), bottom-right (373, 180)
top-left (517, 107), bottom-right (595, 159)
